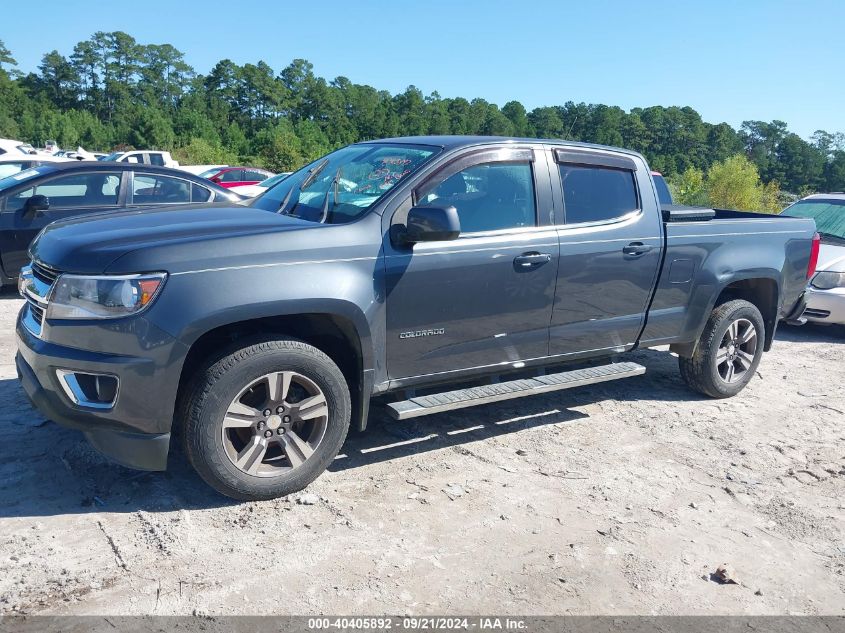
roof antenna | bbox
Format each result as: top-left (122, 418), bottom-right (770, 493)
top-left (566, 115), bottom-right (578, 139)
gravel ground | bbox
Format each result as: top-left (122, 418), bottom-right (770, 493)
top-left (0, 288), bottom-right (843, 616)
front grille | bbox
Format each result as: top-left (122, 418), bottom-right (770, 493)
top-left (32, 261), bottom-right (59, 285)
top-left (21, 261), bottom-right (60, 336)
top-left (28, 301), bottom-right (45, 325)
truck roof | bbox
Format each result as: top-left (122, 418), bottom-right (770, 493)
top-left (364, 135), bottom-right (645, 158)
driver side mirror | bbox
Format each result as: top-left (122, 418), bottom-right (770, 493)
top-left (23, 194), bottom-right (50, 218)
top-left (399, 205), bottom-right (461, 244)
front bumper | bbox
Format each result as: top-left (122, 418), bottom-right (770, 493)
top-left (15, 307), bottom-right (186, 471)
top-left (803, 286), bottom-right (845, 325)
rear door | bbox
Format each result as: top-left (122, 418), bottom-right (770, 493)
top-left (384, 146), bottom-right (559, 380)
top-left (0, 170), bottom-right (126, 274)
top-left (548, 147), bottom-right (663, 356)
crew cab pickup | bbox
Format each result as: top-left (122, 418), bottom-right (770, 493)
top-left (15, 136), bottom-right (818, 500)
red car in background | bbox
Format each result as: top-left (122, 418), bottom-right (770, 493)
top-left (199, 166), bottom-right (275, 189)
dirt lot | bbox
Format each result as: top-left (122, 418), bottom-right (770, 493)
top-left (0, 288), bottom-right (843, 616)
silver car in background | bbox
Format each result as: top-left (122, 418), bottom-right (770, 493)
top-left (782, 193), bottom-right (845, 327)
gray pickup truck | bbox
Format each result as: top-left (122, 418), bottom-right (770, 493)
top-left (16, 136), bottom-right (818, 500)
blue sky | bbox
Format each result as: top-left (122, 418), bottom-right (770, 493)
top-left (3, 0), bottom-right (843, 139)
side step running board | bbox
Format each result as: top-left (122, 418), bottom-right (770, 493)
top-left (385, 361), bottom-right (646, 420)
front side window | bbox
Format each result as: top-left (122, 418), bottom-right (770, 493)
top-left (251, 143), bottom-right (439, 224)
top-left (558, 164), bottom-right (639, 224)
top-left (149, 153), bottom-right (165, 166)
top-left (133, 174), bottom-right (191, 204)
top-left (417, 162), bottom-right (536, 234)
top-left (7, 172), bottom-right (121, 211)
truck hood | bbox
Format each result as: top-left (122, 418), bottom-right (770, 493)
top-left (30, 204), bottom-right (322, 274)
top-left (817, 242), bottom-right (845, 272)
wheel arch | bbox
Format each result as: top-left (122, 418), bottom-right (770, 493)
top-left (176, 306), bottom-right (374, 432)
top-left (671, 273), bottom-right (781, 357)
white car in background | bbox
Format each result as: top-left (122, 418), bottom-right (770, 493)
top-left (100, 150), bottom-right (179, 168)
top-left (781, 193), bottom-right (845, 327)
top-left (0, 153), bottom-right (72, 179)
top-left (0, 138), bottom-right (38, 157)
top-left (228, 172), bottom-right (292, 197)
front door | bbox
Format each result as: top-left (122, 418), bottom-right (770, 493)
top-left (384, 147), bottom-right (559, 381)
top-left (547, 148), bottom-right (663, 356)
top-left (0, 170), bottom-right (124, 275)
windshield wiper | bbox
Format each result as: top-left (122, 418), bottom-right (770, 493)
top-left (318, 167), bottom-right (343, 224)
top-left (276, 186), bottom-right (295, 215)
top-left (300, 159), bottom-right (330, 191)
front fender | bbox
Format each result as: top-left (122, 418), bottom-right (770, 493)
top-left (149, 258), bottom-right (381, 373)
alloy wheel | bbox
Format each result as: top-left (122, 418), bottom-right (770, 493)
top-left (221, 371), bottom-right (329, 477)
top-left (715, 318), bottom-right (758, 384)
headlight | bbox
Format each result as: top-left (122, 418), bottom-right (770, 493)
top-left (46, 273), bottom-right (167, 320)
top-left (810, 271), bottom-right (845, 290)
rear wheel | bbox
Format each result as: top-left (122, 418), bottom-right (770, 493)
top-left (181, 338), bottom-right (350, 500)
top-left (679, 299), bottom-right (765, 398)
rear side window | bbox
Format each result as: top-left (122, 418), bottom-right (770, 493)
top-left (558, 164), bottom-right (639, 224)
top-left (132, 174), bottom-right (192, 204)
top-left (149, 153), bottom-right (165, 166)
top-left (192, 183), bottom-right (212, 202)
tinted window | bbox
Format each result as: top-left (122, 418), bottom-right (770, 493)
top-left (220, 169), bottom-right (244, 182)
top-left (192, 183), bottom-right (212, 202)
top-left (149, 153), bottom-right (165, 166)
top-left (652, 174), bottom-right (672, 205)
top-left (418, 162), bottom-right (536, 233)
top-left (783, 199), bottom-right (845, 239)
top-left (8, 172), bottom-right (121, 211)
top-left (558, 164), bottom-right (639, 224)
top-left (132, 174), bottom-right (191, 204)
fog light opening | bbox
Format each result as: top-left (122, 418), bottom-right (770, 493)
top-left (56, 370), bottom-right (118, 409)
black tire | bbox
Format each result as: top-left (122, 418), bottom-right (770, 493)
top-left (679, 299), bottom-right (765, 399)
top-left (181, 337), bottom-right (350, 501)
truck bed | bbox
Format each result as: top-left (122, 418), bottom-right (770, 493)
top-left (639, 207), bottom-right (817, 350)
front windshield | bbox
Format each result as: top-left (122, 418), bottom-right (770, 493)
top-left (251, 143), bottom-right (439, 224)
top-left (783, 199), bottom-right (845, 240)
top-left (101, 152), bottom-right (126, 162)
top-left (199, 168), bottom-right (223, 179)
top-left (0, 165), bottom-right (55, 193)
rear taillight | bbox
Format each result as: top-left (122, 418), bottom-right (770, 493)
top-left (807, 232), bottom-right (821, 279)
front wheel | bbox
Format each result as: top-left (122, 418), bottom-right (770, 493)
top-left (181, 338), bottom-right (351, 501)
top-left (679, 299), bottom-right (765, 399)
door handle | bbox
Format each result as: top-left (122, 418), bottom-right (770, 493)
top-left (622, 242), bottom-right (653, 256)
top-left (513, 252), bottom-right (552, 270)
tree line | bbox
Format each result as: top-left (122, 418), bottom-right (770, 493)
top-left (1, 32), bottom-right (843, 197)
